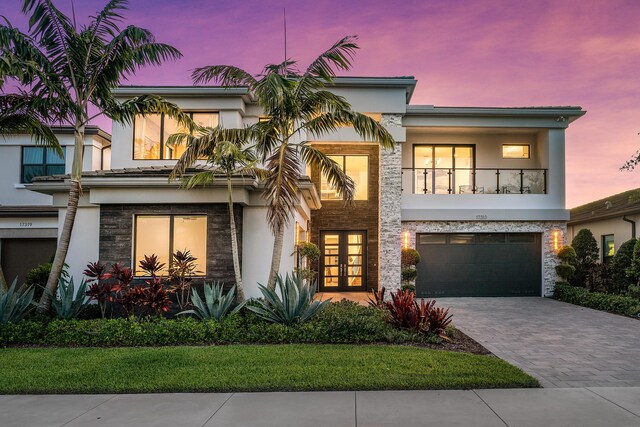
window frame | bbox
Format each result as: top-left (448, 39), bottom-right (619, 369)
top-left (320, 154), bottom-right (370, 201)
top-left (132, 214), bottom-right (208, 277)
top-left (132, 112), bottom-right (219, 160)
top-left (502, 144), bottom-right (531, 159)
top-left (20, 146), bottom-right (66, 183)
top-left (602, 234), bottom-right (615, 263)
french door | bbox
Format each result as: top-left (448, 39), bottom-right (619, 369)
top-left (319, 231), bottom-right (366, 291)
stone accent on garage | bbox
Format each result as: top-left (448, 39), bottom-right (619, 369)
top-left (99, 203), bottom-right (242, 288)
top-left (401, 220), bottom-right (566, 296)
top-left (379, 113), bottom-right (404, 295)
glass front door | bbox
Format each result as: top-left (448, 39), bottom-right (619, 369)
top-left (320, 231), bottom-right (366, 291)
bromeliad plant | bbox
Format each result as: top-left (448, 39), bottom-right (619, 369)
top-left (247, 273), bottom-right (330, 325)
top-left (179, 282), bottom-right (244, 320)
top-left (0, 278), bottom-right (35, 324)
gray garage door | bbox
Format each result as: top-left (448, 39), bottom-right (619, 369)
top-left (415, 233), bottom-right (541, 297)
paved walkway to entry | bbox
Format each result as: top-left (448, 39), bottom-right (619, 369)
top-left (1, 388), bottom-right (639, 427)
top-left (438, 297), bottom-right (640, 388)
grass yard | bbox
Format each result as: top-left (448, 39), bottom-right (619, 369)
top-left (0, 344), bottom-right (538, 393)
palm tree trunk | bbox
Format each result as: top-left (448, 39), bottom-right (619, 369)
top-left (38, 178), bottom-right (80, 312)
top-left (227, 178), bottom-right (244, 301)
top-left (267, 226), bottom-right (285, 291)
top-left (38, 125), bottom-right (84, 312)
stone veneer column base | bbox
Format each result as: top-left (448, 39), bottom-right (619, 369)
top-left (401, 220), bottom-right (566, 297)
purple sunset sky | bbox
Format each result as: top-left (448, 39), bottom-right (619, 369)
top-left (3, 0), bottom-right (639, 207)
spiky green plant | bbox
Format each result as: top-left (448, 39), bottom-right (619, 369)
top-left (0, 0), bottom-right (190, 311)
top-left (179, 282), bottom-right (244, 320)
top-left (247, 273), bottom-right (330, 325)
top-left (50, 277), bottom-right (91, 319)
top-left (0, 278), bottom-right (35, 324)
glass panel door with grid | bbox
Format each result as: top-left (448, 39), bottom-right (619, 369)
top-left (320, 231), bottom-right (366, 291)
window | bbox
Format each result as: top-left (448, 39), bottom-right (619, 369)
top-left (450, 234), bottom-right (475, 244)
top-left (134, 215), bottom-right (207, 276)
top-left (413, 145), bottom-right (474, 194)
top-left (502, 144), bottom-right (530, 159)
top-left (418, 234), bottom-right (447, 245)
top-left (320, 155), bottom-right (368, 201)
top-left (21, 147), bottom-right (65, 183)
top-left (133, 112), bottom-right (219, 160)
top-left (602, 234), bottom-right (615, 263)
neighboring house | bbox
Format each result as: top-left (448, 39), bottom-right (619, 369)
top-left (568, 188), bottom-right (640, 263)
top-left (8, 77), bottom-right (585, 298)
top-left (0, 126), bottom-right (111, 283)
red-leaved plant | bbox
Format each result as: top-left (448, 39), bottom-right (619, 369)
top-left (138, 254), bottom-right (166, 277)
top-left (169, 250), bottom-right (200, 309)
top-left (140, 277), bottom-right (172, 315)
top-left (83, 261), bottom-right (109, 282)
top-left (85, 282), bottom-right (123, 318)
top-left (380, 287), bottom-right (453, 341)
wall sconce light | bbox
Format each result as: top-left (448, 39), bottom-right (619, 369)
top-left (403, 231), bottom-right (410, 249)
top-left (553, 230), bottom-right (560, 252)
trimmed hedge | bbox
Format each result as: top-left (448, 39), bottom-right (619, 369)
top-left (553, 283), bottom-right (640, 317)
top-left (0, 301), bottom-right (420, 347)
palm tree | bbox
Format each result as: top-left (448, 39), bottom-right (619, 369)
top-left (0, 0), bottom-right (191, 311)
top-left (170, 131), bottom-right (266, 301)
top-left (191, 36), bottom-right (396, 290)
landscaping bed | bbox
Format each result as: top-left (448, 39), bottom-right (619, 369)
top-left (0, 344), bottom-right (538, 393)
top-left (553, 283), bottom-right (640, 318)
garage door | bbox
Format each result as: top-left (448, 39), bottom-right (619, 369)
top-left (1, 238), bottom-right (57, 285)
top-left (415, 233), bottom-right (541, 297)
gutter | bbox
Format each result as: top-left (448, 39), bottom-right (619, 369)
top-left (623, 216), bottom-right (637, 239)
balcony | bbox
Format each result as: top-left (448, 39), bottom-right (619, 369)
top-left (401, 168), bottom-right (548, 195)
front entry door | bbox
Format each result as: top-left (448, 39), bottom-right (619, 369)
top-left (320, 231), bottom-right (366, 291)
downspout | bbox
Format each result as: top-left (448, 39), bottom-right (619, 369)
top-left (623, 216), bottom-right (636, 239)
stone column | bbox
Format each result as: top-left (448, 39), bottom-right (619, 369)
top-left (379, 114), bottom-right (403, 295)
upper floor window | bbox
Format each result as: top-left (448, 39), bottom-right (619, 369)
top-left (602, 234), bottom-right (615, 263)
top-left (502, 144), bottom-right (530, 159)
top-left (133, 112), bottom-right (218, 160)
top-left (321, 155), bottom-right (368, 201)
top-left (21, 147), bottom-right (65, 183)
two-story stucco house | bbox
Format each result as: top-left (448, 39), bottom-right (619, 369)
top-left (4, 76), bottom-right (584, 298)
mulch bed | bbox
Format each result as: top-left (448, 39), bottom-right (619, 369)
top-left (416, 330), bottom-right (491, 355)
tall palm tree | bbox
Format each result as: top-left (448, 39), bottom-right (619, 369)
top-left (191, 36), bottom-right (396, 290)
top-left (0, 0), bottom-right (191, 311)
top-left (170, 132), bottom-right (266, 301)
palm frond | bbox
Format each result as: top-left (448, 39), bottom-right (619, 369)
top-left (262, 143), bottom-right (301, 234)
top-left (302, 110), bottom-right (395, 149)
top-left (303, 35), bottom-right (359, 81)
top-left (192, 65), bottom-right (257, 87)
top-left (299, 144), bottom-right (355, 200)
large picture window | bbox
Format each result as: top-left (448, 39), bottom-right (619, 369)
top-left (134, 215), bottom-right (207, 276)
top-left (133, 112), bottom-right (219, 160)
top-left (320, 155), bottom-right (368, 201)
top-left (21, 147), bottom-right (65, 183)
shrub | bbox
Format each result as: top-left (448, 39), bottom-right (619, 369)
top-left (51, 278), bottom-right (92, 320)
top-left (557, 245), bottom-right (577, 264)
top-left (627, 284), bottom-right (640, 299)
top-left (25, 262), bottom-right (70, 302)
top-left (401, 283), bottom-right (416, 293)
top-left (169, 250), bottom-right (199, 309)
top-left (553, 282), bottom-right (640, 317)
top-left (296, 242), bottom-right (320, 264)
top-left (86, 281), bottom-right (122, 318)
top-left (571, 229), bottom-right (599, 287)
top-left (629, 239), bottom-right (640, 285)
top-left (179, 282), bottom-right (244, 320)
top-left (139, 278), bottom-right (172, 316)
top-left (248, 273), bottom-right (330, 325)
top-left (0, 278), bottom-right (35, 324)
top-left (555, 264), bottom-right (576, 281)
top-left (585, 263), bottom-right (614, 293)
top-left (610, 239), bottom-right (636, 294)
top-left (401, 248), bottom-right (421, 267)
top-left (383, 288), bottom-right (453, 340)
top-left (401, 267), bottom-right (417, 282)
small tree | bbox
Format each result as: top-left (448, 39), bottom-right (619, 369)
top-left (629, 239), bottom-right (640, 286)
top-left (611, 238), bottom-right (636, 294)
top-left (401, 248), bottom-right (421, 292)
top-left (555, 245), bottom-right (576, 286)
top-left (571, 229), bottom-right (598, 287)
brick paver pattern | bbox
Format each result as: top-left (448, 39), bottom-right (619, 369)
top-left (436, 297), bottom-right (640, 388)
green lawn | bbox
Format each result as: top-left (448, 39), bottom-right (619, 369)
top-left (0, 345), bottom-right (538, 393)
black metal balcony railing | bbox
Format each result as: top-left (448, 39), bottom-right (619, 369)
top-left (401, 168), bottom-right (548, 195)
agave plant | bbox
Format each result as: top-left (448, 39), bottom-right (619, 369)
top-left (0, 278), bottom-right (35, 324)
top-left (50, 277), bottom-right (91, 320)
top-left (179, 282), bottom-right (244, 320)
top-left (247, 273), bottom-right (330, 325)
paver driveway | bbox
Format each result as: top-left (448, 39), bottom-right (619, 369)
top-left (437, 297), bottom-right (640, 388)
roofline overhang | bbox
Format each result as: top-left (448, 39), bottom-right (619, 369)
top-left (405, 106), bottom-right (586, 123)
top-left (568, 207), bottom-right (640, 226)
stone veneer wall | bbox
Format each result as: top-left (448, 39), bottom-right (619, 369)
top-left (100, 203), bottom-right (242, 288)
top-left (401, 220), bottom-right (567, 296)
top-left (379, 114), bottom-right (403, 294)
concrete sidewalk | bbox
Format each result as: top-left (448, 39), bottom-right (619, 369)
top-left (1, 388), bottom-right (639, 427)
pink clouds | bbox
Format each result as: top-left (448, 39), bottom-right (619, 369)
top-left (2, 0), bottom-right (639, 206)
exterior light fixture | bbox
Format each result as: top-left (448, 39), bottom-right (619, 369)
top-left (553, 230), bottom-right (560, 252)
top-left (403, 231), bottom-right (410, 249)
